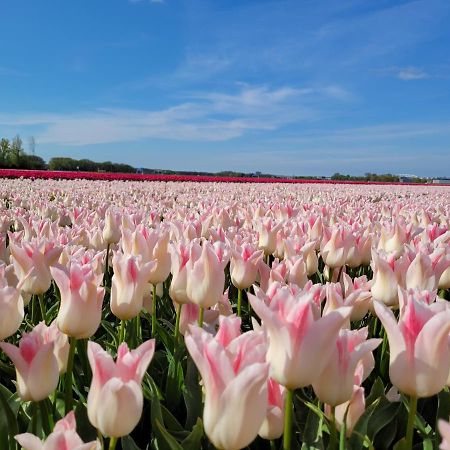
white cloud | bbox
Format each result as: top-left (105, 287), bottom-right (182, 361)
top-left (396, 66), bottom-right (428, 80)
top-left (0, 86), bottom-right (334, 145)
top-left (0, 84), bottom-right (350, 146)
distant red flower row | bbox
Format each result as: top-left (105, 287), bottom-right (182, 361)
top-left (0, 168), bottom-right (441, 186)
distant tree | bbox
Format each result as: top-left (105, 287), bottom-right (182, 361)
top-left (9, 135), bottom-right (25, 167)
top-left (0, 138), bottom-right (10, 167)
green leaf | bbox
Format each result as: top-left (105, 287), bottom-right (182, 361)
top-left (183, 358), bottom-right (203, 430)
top-left (160, 405), bottom-right (184, 433)
top-left (121, 435), bottom-right (141, 450)
top-left (372, 416), bottom-right (397, 450)
top-left (365, 377), bottom-right (385, 407)
top-left (347, 399), bottom-right (380, 450)
top-left (367, 401), bottom-right (400, 440)
top-left (302, 406), bottom-right (324, 449)
top-left (74, 401), bottom-right (97, 442)
top-left (165, 353), bottom-right (184, 409)
top-left (437, 390), bottom-right (450, 424)
top-left (154, 419), bottom-right (183, 450)
top-left (181, 418), bottom-right (204, 450)
top-left (392, 437), bottom-right (408, 450)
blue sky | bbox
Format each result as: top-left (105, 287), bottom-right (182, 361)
top-left (0, 0), bottom-right (449, 176)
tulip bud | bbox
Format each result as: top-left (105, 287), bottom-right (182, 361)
top-left (110, 253), bottom-right (155, 320)
top-left (186, 242), bottom-right (227, 308)
top-left (51, 263), bottom-right (104, 339)
top-left (258, 378), bottom-right (285, 440)
top-left (320, 226), bottom-right (351, 269)
top-left (375, 288), bottom-right (450, 397)
top-left (9, 239), bottom-right (61, 295)
top-left (0, 323), bottom-right (60, 401)
top-left (185, 318), bottom-right (269, 450)
top-left (15, 411), bottom-right (101, 450)
top-left (102, 209), bottom-right (121, 244)
top-left (312, 328), bottom-right (380, 406)
top-left (231, 244), bottom-right (263, 290)
top-left (87, 340), bottom-right (155, 438)
top-left (0, 266), bottom-right (24, 340)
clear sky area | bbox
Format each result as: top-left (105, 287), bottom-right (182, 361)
top-left (0, 0), bottom-right (449, 176)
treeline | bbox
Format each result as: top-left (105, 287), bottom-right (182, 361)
top-left (48, 157), bottom-right (135, 173)
top-left (0, 135), bottom-right (136, 173)
top-left (141, 168), bottom-right (279, 178)
top-left (331, 172), bottom-right (428, 183)
top-left (0, 136), bottom-right (46, 170)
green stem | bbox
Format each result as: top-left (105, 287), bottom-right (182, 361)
top-left (380, 327), bottom-right (389, 377)
top-left (39, 400), bottom-right (52, 436)
top-left (174, 303), bottom-right (183, 345)
top-left (32, 294), bottom-right (37, 324)
top-left (103, 242), bottom-right (110, 287)
top-left (109, 437), bottom-right (118, 450)
top-left (405, 396), bottom-right (417, 450)
top-left (31, 402), bottom-right (37, 435)
top-left (151, 284), bottom-right (157, 338)
top-left (283, 389), bottom-right (294, 450)
top-left (237, 288), bottom-right (242, 317)
top-left (339, 407), bottom-right (348, 450)
top-left (198, 307), bottom-right (204, 327)
top-left (38, 294), bottom-right (46, 324)
top-left (118, 320), bottom-right (126, 346)
top-left (65, 337), bottom-right (77, 414)
top-left (329, 406), bottom-right (338, 450)
top-left (270, 440), bottom-right (277, 450)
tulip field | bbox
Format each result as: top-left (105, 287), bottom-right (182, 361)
top-left (1, 177), bottom-right (450, 450)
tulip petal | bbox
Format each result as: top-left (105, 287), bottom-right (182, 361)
top-left (14, 433), bottom-right (43, 450)
top-left (204, 362), bottom-right (269, 450)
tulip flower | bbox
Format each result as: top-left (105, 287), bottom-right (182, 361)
top-left (0, 266), bottom-right (25, 340)
top-left (327, 384), bottom-right (366, 437)
top-left (122, 225), bottom-right (171, 284)
top-left (110, 252), bottom-right (155, 321)
top-left (371, 250), bottom-right (409, 307)
top-left (51, 263), bottom-right (104, 339)
top-left (405, 250), bottom-right (450, 291)
top-left (186, 241), bottom-right (227, 309)
top-left (285, 255), bottom-right (308, 288)
top-left (185, 317), bottom-right (269, 450)
top-left (169, 241), bottom-right (201, 305)
top-left (248, 289), bottom-right (351, 389)
top-left (378, 222), bottom-right (408, 254)
top-left (9, 239), bottom-right (62, 295)
top-left (320, 226), bottom-right (351, 270)
top-left (230, 243), bottom-right (263, 290)
top-left (258, 218), bottom-right (283, 255)
top-left (102, 209), bottom-right (121, 245)
top-left (341, 273), bottom-right (372, 321)
top-left (438, 418), bottom-right (450, 450)
top-left (0, 322), bottom-right (60, 401)
top-left (312, 327), bottom-right (381, 406)
top-left (43, 322), bottom-right (70, 374)
top-left (15, 411), bottom-right (100, 450)
top-left (259, 378), bottom-right (285, 440)
top-left (87, 339), bottom-right (155, 438)
top-left (374, 288), bottom-right (450, 398)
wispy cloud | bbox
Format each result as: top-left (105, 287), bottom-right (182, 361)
top-left (0, 84), bottom-right (344, 145)
top-left (396, 66), bottom-right (429, 80)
